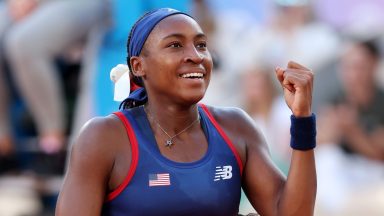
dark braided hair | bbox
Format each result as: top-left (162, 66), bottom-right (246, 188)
top-left (119, 11), bottom-right (154, 110)
top-left (360, 39), bottom-right (380, 59)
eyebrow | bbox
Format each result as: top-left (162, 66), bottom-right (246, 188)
top-left (162, 33), bottom-right (207, 40)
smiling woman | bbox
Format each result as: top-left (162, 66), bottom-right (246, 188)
top-left (56, 8), bottom-right (317, 216)
top-left (121, 9), bottom-right (212, 110)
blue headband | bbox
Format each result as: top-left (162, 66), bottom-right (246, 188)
top-left (128, 8), bottom-right (190, 59)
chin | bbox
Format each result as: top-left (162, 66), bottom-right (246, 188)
top-left (187, 94), bottom-right (205, 104)
top-left (180, 90), bottom-right (206, 105)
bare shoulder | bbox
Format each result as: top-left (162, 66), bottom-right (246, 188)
top-left (202, 105), bottom-right (268, 164)
top-left (73, 114), bottom-right (125, 150)
top-left (69, 114), bottom-right (127, 170)
top-left (57, 115), bottom-right (128, 215)
top-left (204, 105), bottom-right (253, 127)
top-left (202, 105), bottom-right (262, 138)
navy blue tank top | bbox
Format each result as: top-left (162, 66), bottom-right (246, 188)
top-left (102, 104), bottom-right (243, 216)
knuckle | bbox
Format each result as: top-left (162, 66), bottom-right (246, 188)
top-left (302, 72), bottom-right (313, 81)
top-left (308, 70), bottom-right (314, 78)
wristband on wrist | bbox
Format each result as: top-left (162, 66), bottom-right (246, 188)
top-left (290, 113), bottom-right (317, 151)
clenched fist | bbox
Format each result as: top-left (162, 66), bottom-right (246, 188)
top-left (275, 61), bottom-right (314, 117)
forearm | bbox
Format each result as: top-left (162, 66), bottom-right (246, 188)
top-left (276, 113), bottom-right (317, 215)
top-left (277, 150), bottom-right (316, 216)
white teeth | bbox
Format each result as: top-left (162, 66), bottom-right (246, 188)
top-left (181, 73), bottom-right (204, 78)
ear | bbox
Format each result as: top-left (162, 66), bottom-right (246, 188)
top-left (130, 56), bottom-right (145, 77)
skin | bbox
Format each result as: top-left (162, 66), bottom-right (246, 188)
top-left (56, 14), bottom-right (316, 216)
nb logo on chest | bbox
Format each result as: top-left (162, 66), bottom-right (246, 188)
top-left (214, 165), bottom-right (233, 181)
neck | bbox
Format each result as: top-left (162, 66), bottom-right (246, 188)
top-left (144, 101), bottom-right (199, 134)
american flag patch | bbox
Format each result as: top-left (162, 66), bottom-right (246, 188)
top-left (149, 173), bottom-right (171, 186)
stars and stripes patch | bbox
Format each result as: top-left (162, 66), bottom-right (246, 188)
top-left (149, 173), bottom-right (171, 186)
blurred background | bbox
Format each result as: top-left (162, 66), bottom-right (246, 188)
top-left (0, 0), bottom-right (383, 215)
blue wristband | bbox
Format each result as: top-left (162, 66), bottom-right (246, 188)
top-left (290, 114), bottom-right (317, 151)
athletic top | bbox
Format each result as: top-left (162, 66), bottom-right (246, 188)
top-left (102, 104), bottom-right (243, 216)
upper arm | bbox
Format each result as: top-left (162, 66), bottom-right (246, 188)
top-left (210, 106), bottom-right (287, 215)
top-left (56, 116), bottom-right (123, 216)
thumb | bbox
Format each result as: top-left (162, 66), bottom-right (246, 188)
top-left (275, 66), bottom-right (295, 93)
top-left (275, 66), bottom-right (285, 84)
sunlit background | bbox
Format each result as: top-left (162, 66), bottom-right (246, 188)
top-left (0, 0), bottom-right (383, 215)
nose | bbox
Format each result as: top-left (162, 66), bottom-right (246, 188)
top-left (183, 45), bottom-right (204, 64)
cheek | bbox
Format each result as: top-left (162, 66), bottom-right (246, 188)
top-left (205, 52), bottom-right (214, 70)
top-left (146, 56), bottom-right (177, 78)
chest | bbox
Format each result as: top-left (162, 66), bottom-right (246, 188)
top-left (103, 107), bottom-right (243, 215)
top-left (103, 145), bottom-right (242, 216)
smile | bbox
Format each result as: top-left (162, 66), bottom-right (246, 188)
top-left (180, 72), bottom-right (204, 79)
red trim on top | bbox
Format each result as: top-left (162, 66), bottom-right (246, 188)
top-left (130, 80), bottom-right (141, 92)
top-left (199, 104), bottom-right (244, 176)
top-left (106, 112), bottom-right (139, 202)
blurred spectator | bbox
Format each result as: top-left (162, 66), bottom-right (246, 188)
top-left (240, 64), bottom-right (291, 173)
top-left (0, 0), bottom-right (108, 157)
top-left (238, 0), bottom-right (340, 72)
top-left (315, 39), bottom-right (384, 215)
top-left (322, 39), bottom-right (384, 160)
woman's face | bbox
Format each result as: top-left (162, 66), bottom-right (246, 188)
top-left (137, 14), bottom-right (213, 105)
top-left (242, 69), bottom-right (275, 104)
top-left (340, 44), bottom-right (377, 93)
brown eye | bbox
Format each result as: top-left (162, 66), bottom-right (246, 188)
top-left (196, 42), bottom-right (207, 49)
top-left (168, 42), bottom-right (182, 48)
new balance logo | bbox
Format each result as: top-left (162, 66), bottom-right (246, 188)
top-left (214, 165), bottom-right (232, 181)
